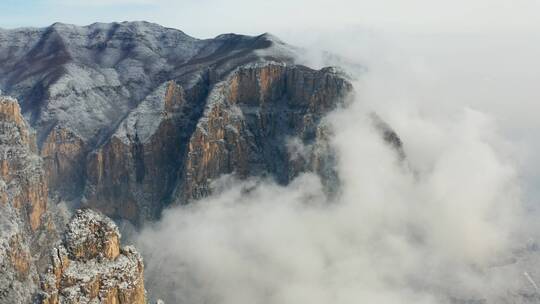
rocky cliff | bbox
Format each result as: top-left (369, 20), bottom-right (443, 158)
top-left (0, 95), bottom-right (147, 304)
top-left (39, 209), bottom-right (146, 304)
top-left (0, 96), bottom-right (47, 231)
top-left (0, 95), bottom-right (54, 303)
top-left (176, 63), bottom-right (352, 203)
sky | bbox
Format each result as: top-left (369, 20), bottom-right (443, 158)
top-left (1, 0), bottom-right (539, 38)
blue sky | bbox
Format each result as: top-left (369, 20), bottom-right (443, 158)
top-left (0, 0), bottom-right (153, 30)
top-left (1, 0), bottom-right (539, 38)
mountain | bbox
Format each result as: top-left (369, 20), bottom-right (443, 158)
top-left (0, 21), bottom-right (379, 225)
top-left (0, 21), bottom-right (402, 303)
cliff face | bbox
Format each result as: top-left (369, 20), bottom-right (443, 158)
top-left (81, 62), bottom-right (352, 223)
top-left (83, 80), bottom-right (205, 223)
top-left (0, 96), bottom-right (47, 231)
top-left (177, 64), bottom-right (352, 202)
top-left (39, 209), bottom-right (146, 304)
top-left (0, 96), bottom-right (51, 303)
top-left (0, 95), bottom-right (148, 304)
top-left (41, 126), bottom-right (87, 199)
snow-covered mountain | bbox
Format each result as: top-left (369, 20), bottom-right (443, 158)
top-left (0, 21), bottom-right (366, 225)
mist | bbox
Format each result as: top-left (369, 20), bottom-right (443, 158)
top-left (135, 27), bottom-right (539, 303)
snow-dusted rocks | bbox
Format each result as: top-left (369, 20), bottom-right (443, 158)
top-left (0, 95), bottom-right (53, 303)
top-left (176, 62), bottom-right (353, 203)
top-left (0, 95), bottom-right (48, 231)
top-left (63, 209), bottom-right (121, 261)
top-left (0, 204), bottom-right (39, 304)
top-left (0, 95), bottom-right (145, 303)
top-left (39, 209), bottom-right (146, 304)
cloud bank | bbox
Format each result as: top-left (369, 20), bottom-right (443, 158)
top-left (135, 40), bottom-right (534, 301)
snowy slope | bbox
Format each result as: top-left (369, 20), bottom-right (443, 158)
top-left (0, 21), bottom-right (296, 146)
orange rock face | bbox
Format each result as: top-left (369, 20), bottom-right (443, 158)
top-left (177, 63), bottom-right (352, 202)
top-left (8, 234), bottom-right (32, 280)
top-left (0, 96), bottom-right (48, 231)
top-left (40, 126), bottom-right (86, 198)
top-left (0, 95), bottom-right (52, 302)
top-left (0, 98), bottom-right (27, 132)
top-left (85, 136), bottom-right (141, 222)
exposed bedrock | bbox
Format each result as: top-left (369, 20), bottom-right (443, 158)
top-left (176, 63), bottom-right (353, 203)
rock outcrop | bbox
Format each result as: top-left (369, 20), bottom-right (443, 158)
top-left (39, 209), bottom-right (146, 304)
top-left (0, 95), bottom-right (52, 303)
top-left (0, 96), bottom-right (47, 231)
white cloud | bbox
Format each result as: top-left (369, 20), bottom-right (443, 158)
top-left (135, 36), bottom-right (534, 301)
top-left (137, 100), bottom-right (525, 303)
top-left (130, 10), bottom-right (540, 299)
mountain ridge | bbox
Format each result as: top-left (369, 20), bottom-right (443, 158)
top-left (0, 21), bottom-right (362, 225)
